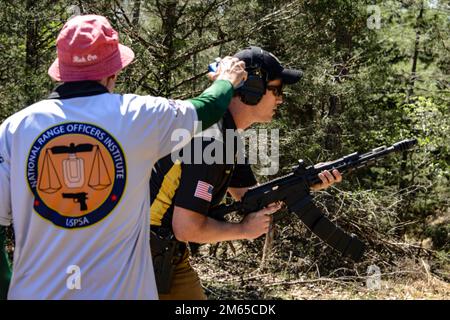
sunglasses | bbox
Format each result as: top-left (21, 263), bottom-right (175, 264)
top-left (266, 84), bottom-right (283, 97)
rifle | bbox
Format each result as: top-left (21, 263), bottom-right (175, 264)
top-left (62, 192), bottom-right (88, 211)
top-left (209, 139), bottom-right (418, 262)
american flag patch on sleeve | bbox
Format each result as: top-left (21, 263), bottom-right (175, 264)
top-left (194, 181), bottom-right (213, 202)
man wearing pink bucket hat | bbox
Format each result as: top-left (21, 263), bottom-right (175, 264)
top-left (0, 14), bottom-right (246, 300)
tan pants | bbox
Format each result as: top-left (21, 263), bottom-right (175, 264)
top-left (158, 249), bottom-right (207, 300)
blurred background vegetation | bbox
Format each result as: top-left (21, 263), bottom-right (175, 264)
top-left (0, 0), bottom-right (448, 298)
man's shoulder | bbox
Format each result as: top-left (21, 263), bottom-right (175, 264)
top-left (0, 100), bottom-right (56, 133)
top-left (122, 94), bottom-right (194, 113)
top-left (154, 135), bottom-right (228, 173)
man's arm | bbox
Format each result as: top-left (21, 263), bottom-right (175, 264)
top-left (170, 160), bottom-right (278, 243)
top-left (171, 161), bottom-right (341, 244)
top-left (173, 168), bottom-right (342, 244)
top-left (155, 57), bottom-right (246, 159)
top-left (172, 204), bottom-right (281, 243)
top-left (227, 187), bottom-right (250, 201)
top-left (227, 169), bottom-right (342, 201)
top-left (227, 163), bottom-right (258, 201)
top-left (189, 80), bottom-right (233, 131)
top-left (0, 226), bottom-right (11, 300)
top-left (189, 57), bottom-right (246, 130)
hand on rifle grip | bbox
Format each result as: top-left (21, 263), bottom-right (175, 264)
top-left (240, 202), bottom-right (282, 240)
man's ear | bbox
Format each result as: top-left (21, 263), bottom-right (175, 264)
top-left (109, 73), bottom-right (118, 82)
top-left (105, 73), bottom-right (118, 92)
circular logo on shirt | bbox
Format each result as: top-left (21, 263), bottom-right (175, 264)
top-left (26, 123), bottom-right (126, 229)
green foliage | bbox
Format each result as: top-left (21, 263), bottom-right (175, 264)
top-left (426, 223), bottom-right (449, 251)
top-left (0, 0), bottom-right (448, 284)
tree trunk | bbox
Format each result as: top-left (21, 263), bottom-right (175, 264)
top-left (158, 0), bottom-right (179, 96)
top-left (324, 19), bottom-right (352, 152)
top-left (406, 1), bottom-right (424, 102)
top-left (402, 1), bottom-right (424, 191)
top-left (25, 0), bottom-right (38, 105)
top-left (132, 0), bottom-right (141, 27)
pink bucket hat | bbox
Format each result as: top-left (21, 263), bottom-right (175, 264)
top-left (48, 14), bottom-right (135, 82)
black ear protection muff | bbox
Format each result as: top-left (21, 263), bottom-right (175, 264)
top-left (236, 46), bottom-right (268, 106)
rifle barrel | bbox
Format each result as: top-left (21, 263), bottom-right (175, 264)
top-left (306, 139), bottom-right (417, 186)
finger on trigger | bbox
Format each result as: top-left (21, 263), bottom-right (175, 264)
top-left (265, 206), bottom-right (278, 216)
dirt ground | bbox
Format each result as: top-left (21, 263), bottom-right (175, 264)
top-left (191, 245), bottom-right (449, 300)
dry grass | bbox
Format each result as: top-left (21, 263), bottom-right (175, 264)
top-left (191, 246), bottom-right (450, 300)
top-left (272, 277), bottom-right (449, 300)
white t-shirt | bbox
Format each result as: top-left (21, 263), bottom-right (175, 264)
top-left (0, 89), bottom-right (197, 299)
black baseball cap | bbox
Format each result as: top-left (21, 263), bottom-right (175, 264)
top-left (234, 46), bottom-right (303, 84)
